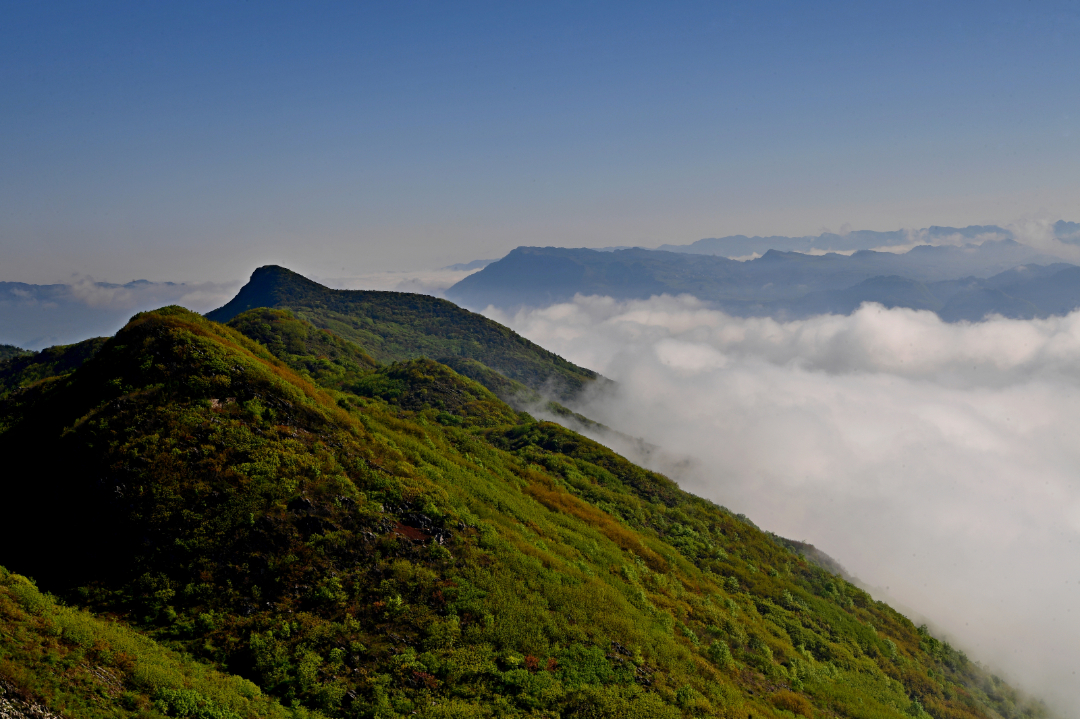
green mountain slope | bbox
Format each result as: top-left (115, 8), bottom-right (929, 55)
top-left (205, 265), bottom-right (600, 403)
top-left (0, 567), bottom-right (296, 719)
top-left (0, 337), bottom-right (106, 400)
top-left (0, 307), bottom-right (1049, 719)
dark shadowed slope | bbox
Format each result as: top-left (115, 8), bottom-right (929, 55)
top-left (207, 265), bottom-right (601, 402)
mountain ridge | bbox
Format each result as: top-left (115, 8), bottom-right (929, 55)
top-left (446, 244), bottom-right (1080, 321)
top-left (653, 223), bottom-right (1080, 257)
top-left (207, 265), bottom-right (603, 404)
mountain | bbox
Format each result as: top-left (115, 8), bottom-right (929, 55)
top-left (446, 245), bottom-right (1080, 321)
top-left (768, 276), bottom-right (945, 317)
top-left (445, 248), bottom-right (743, 309)
top-left (207, 265), bottom-right (601, 404)
top-left (761, 264), bottom-right (1080, 321)
top-left (0, 302), bottom-right (1051, 719)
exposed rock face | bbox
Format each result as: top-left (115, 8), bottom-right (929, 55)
top-left (0, 681), bottom-right (63, 719)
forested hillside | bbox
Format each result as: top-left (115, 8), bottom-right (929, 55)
top-left (0, 304), bottom-right (1048, 719)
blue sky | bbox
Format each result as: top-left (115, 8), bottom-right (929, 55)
top-left (3, 0), bottom-right (1079, 282)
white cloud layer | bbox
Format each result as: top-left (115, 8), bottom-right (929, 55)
top-left (485, 295), bottom-right (1080, 714)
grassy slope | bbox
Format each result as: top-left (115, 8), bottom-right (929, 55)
top-left (0, 566), bottom-right (297, 719)
top-left (0, 307), bottom-right (1048, 719)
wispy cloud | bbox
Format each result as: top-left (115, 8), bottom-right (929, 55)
top-left (0, 278), bottom-right (241, 349)
top-left (1008, 217), bottom-right (1080, 264)
top-left (486, 295), bottom-right (1080, 713)
top-left (59, 276), bottom-right (241, 312)
top-left (317, 268), bottom-right (482, 297)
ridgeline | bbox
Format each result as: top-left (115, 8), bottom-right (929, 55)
top-left (206, 265), bottom-right (601, 404)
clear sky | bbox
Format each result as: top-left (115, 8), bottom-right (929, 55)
top-left (3, 0), bottom-right (1080, 283)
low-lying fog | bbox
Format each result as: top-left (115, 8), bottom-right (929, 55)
top-left (486, 295), bottom-right (1080, 714)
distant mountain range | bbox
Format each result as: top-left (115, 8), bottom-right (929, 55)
top-left (655, 221), bottom-right (1080, 257)
top-left (5, 224), bottom-right (1080, 355)
top-left (447, 240), bottom-right (1080, 321)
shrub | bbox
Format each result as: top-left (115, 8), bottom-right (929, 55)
top-left (153, 688), bottom-right (241, 719)
top-left (707, 640), bottom-right (733, 668)
top-left (8, 576), bottom-right (52, 615)
top-left (771, 690), bottom-right (813, 717)
top-left (55, 610), bottom-right (96, 647)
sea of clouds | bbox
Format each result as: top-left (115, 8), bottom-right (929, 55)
top-left (319, 268), bottom-right (481, 296)
top-left (485, 295), bottom-right (1080, 714)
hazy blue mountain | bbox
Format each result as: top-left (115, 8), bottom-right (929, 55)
top-left (655, 224), bottom-right (1013, 257)
top-left (767, 276), bottom-right (944, 317)
top-left (938, 289), bottom-right (1042, 322)
top-left (447, 244), bottom-right (1080, 321)
top-left (447, 247), bottom-right (736, 309)
top-left (936, 265), bottom-right (1080, 322)
top-left (446, 241), bottom-right (1071, 318)
top-left (1053, 220), bottom-right (1080, 244)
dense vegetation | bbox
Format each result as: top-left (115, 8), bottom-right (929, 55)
top-left (206, 266), bottom-right (601, 402)
top-left (0, 302), bottom-right (1051, 719)
top-left (0, 567), bottom-right (293, 719)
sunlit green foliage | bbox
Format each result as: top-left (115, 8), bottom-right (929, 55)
top-left (0, 305), bottom-right (1053, 719)
top-left (226, 308), bottom-right (378, 391)
top-left (0, 336), bottom-right (106, 399)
